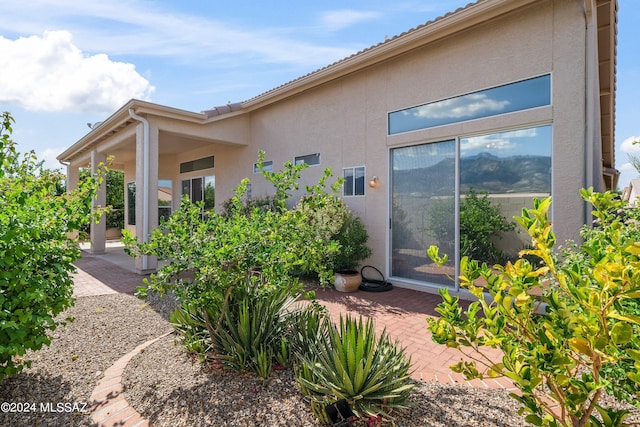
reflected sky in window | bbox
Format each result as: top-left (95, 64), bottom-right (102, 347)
top-left (389, 75), bottom-right (550, 134)
top-left (461, 125), bottom-right (551, 158)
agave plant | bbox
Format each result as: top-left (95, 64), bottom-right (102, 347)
top-left (296, 314), bottom-right (415, 422)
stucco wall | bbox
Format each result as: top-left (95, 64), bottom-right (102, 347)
top-left (205, 0), bottom-right (590, 286)
top-left (89, 0), bottom-right (595, 288)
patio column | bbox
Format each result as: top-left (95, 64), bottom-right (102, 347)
top-left (90, 150), bottom-right (107, 254)
top-left (133, 118), bottom-right (159, 273)
top-left (65, 163), bottom-right (81, 240)
top-left (66, 163), bottom-right (80, 193)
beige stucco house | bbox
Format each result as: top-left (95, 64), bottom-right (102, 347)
top-left (58, 0), bottom-right (618, 294)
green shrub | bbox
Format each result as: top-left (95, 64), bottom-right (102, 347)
top-left (427, 189), bottom-right (640, 427)
top-left (221, 193), bottom-right (280, 218)
top-left (426, 189), bottom-right (516, 265)
top-left (329, 212), bottom-right (372, 271)
top-left (125, 152), bottom-right (344, 381)
top-left (557, 194), bottom-right (640, 408)
top-left (459, 189), bottom-right (515, 264)
top-left (296, 315), bottom-right (414, 423)
top-left (0, 112), bottom-right (100, 380)
top-left (224, 153), bottom-right (372, 275)
top-left (79, 168), bottom-right (124, 230)
top-left (105, 208), bottom-right (124, 230)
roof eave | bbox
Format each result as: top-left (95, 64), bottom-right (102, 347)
top-left (242, 0), bottom-right (538, 110)
top-left (57, 99), bottom-right (208, 163)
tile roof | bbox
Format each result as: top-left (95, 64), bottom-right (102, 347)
top-left (241, 1), bottom-right (481, 105)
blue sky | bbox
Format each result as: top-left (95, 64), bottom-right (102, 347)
top-left (1, 0), bottom-right (638, 189)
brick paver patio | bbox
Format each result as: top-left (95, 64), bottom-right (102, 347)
top-left (73, 245), bottom-right (516, 426)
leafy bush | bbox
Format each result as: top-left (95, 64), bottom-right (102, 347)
top-left (296, 315), bottom-right (414, 423)
top-left (125, 153), bottom-right (344, 379)
top-left (221, 193), bottom-right (280, 218)
top-left (80, 168), bottom-right (124, 230)
top-left (329, 212), bottom-right (372, 271)
top-left (459, 189), bottom-right (515, 264)
top-left (557, 193), bottom-right (640, 408)
top-left (223, 154), bottom-right (372, 275)
top-left (426, 189), bottom-right (515, 264)
top-left (0, 112), bottom-right (99, 380)
top-left (427, 189), bottom-right (640, 427)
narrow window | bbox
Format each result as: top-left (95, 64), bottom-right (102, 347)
top-left (389, 74), bottom-right (551, 135)
top-left (254, 160), bottom-right (273, 173)
top-left (127, 182), bottom-right (136, 225)
top-left (180, 155), bottom-right (214, 173)
top-left (158, 179), bottom-right (172, 223)
top-left (294, 153), bottom-right (321, 166)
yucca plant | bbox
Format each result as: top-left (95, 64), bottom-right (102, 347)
top-left (211, 277), bottom-right (299, 376)
top-left (285, 297), bottom-right (331, 365)
top-left (296, 314), bottom-right (415, 423)
top-left (170, 302), bottom-right (215, 357)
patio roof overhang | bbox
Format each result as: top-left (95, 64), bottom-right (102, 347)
top-left (57, 99), bottom-right (249, 166)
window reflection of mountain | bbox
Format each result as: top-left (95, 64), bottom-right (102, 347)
top-left (393, 152), bottom-right (551, 195)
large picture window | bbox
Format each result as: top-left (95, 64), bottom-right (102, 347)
top-left (388, 74), bottom-right (551, 135)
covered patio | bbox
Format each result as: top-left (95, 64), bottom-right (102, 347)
top-left (58, 100), bottom-right (248, 273)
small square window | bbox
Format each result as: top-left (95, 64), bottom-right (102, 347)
top-left (254, 160), bottom-right (273, 173)
top-left (343, 166), bottom-right (365, 196)
top-left (294, 153), bottom-right (320, 166)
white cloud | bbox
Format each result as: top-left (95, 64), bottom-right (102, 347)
top-left (411, 94), bottom-right (510, 120)
top-left (0, 1), bottom-right (359, 70)
top-left (320, 10), bottom-right (382, 32)
top-left (620, 135), bottom-right (640, 154)
top-left (0, 30), bottom-right (154, 113)
top-left (39, 147), bottom-right (67, 172)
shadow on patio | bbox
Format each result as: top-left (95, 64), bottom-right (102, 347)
top-left (72, 243), bottom-right (513, 389)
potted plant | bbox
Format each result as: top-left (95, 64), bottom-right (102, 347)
top-left (331, 214), bottom-right (372, 292)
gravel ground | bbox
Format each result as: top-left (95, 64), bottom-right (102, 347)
top-left (1, 291), bottom-right (638, 427)
top-left (0, 293), bottom-right (171, 427)
top-left (124, 333), bottom-right (533, 427)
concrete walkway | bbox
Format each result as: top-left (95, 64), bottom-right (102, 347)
top-left (73, 244), bottom-right (515, 426)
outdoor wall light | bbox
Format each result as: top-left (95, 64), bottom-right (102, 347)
top-left (368, 176), bottom-right (379, 188)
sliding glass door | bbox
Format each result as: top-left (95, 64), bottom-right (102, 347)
top-left (390, 140), bottom-right (456, 287)
top-left (389, 125), bottom-right (552, 289)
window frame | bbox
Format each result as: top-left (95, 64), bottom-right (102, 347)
top-left (253, 160), bottom-right (273, 174)
top-left (294, 153), bottom-right (321, 167)
top-left (343, 166), bottom-right (366, 197)
top-left (127, 182), bottom-right (136, 226)
top-left (388, 74), bottom-right (551, 135)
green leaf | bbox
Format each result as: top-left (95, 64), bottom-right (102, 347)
top-left (608, 313), bottom-right (640, 325)
top-left (627, 349), bottom-right (640, 363)
top-left (525, 414), bottom-right (544, 426)
top-left (569, 338), bottom-right (593, 357)
top-left (611, 322), bottom-right (633, 345)
top-left (620, 290), bottom-right (640, 299)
